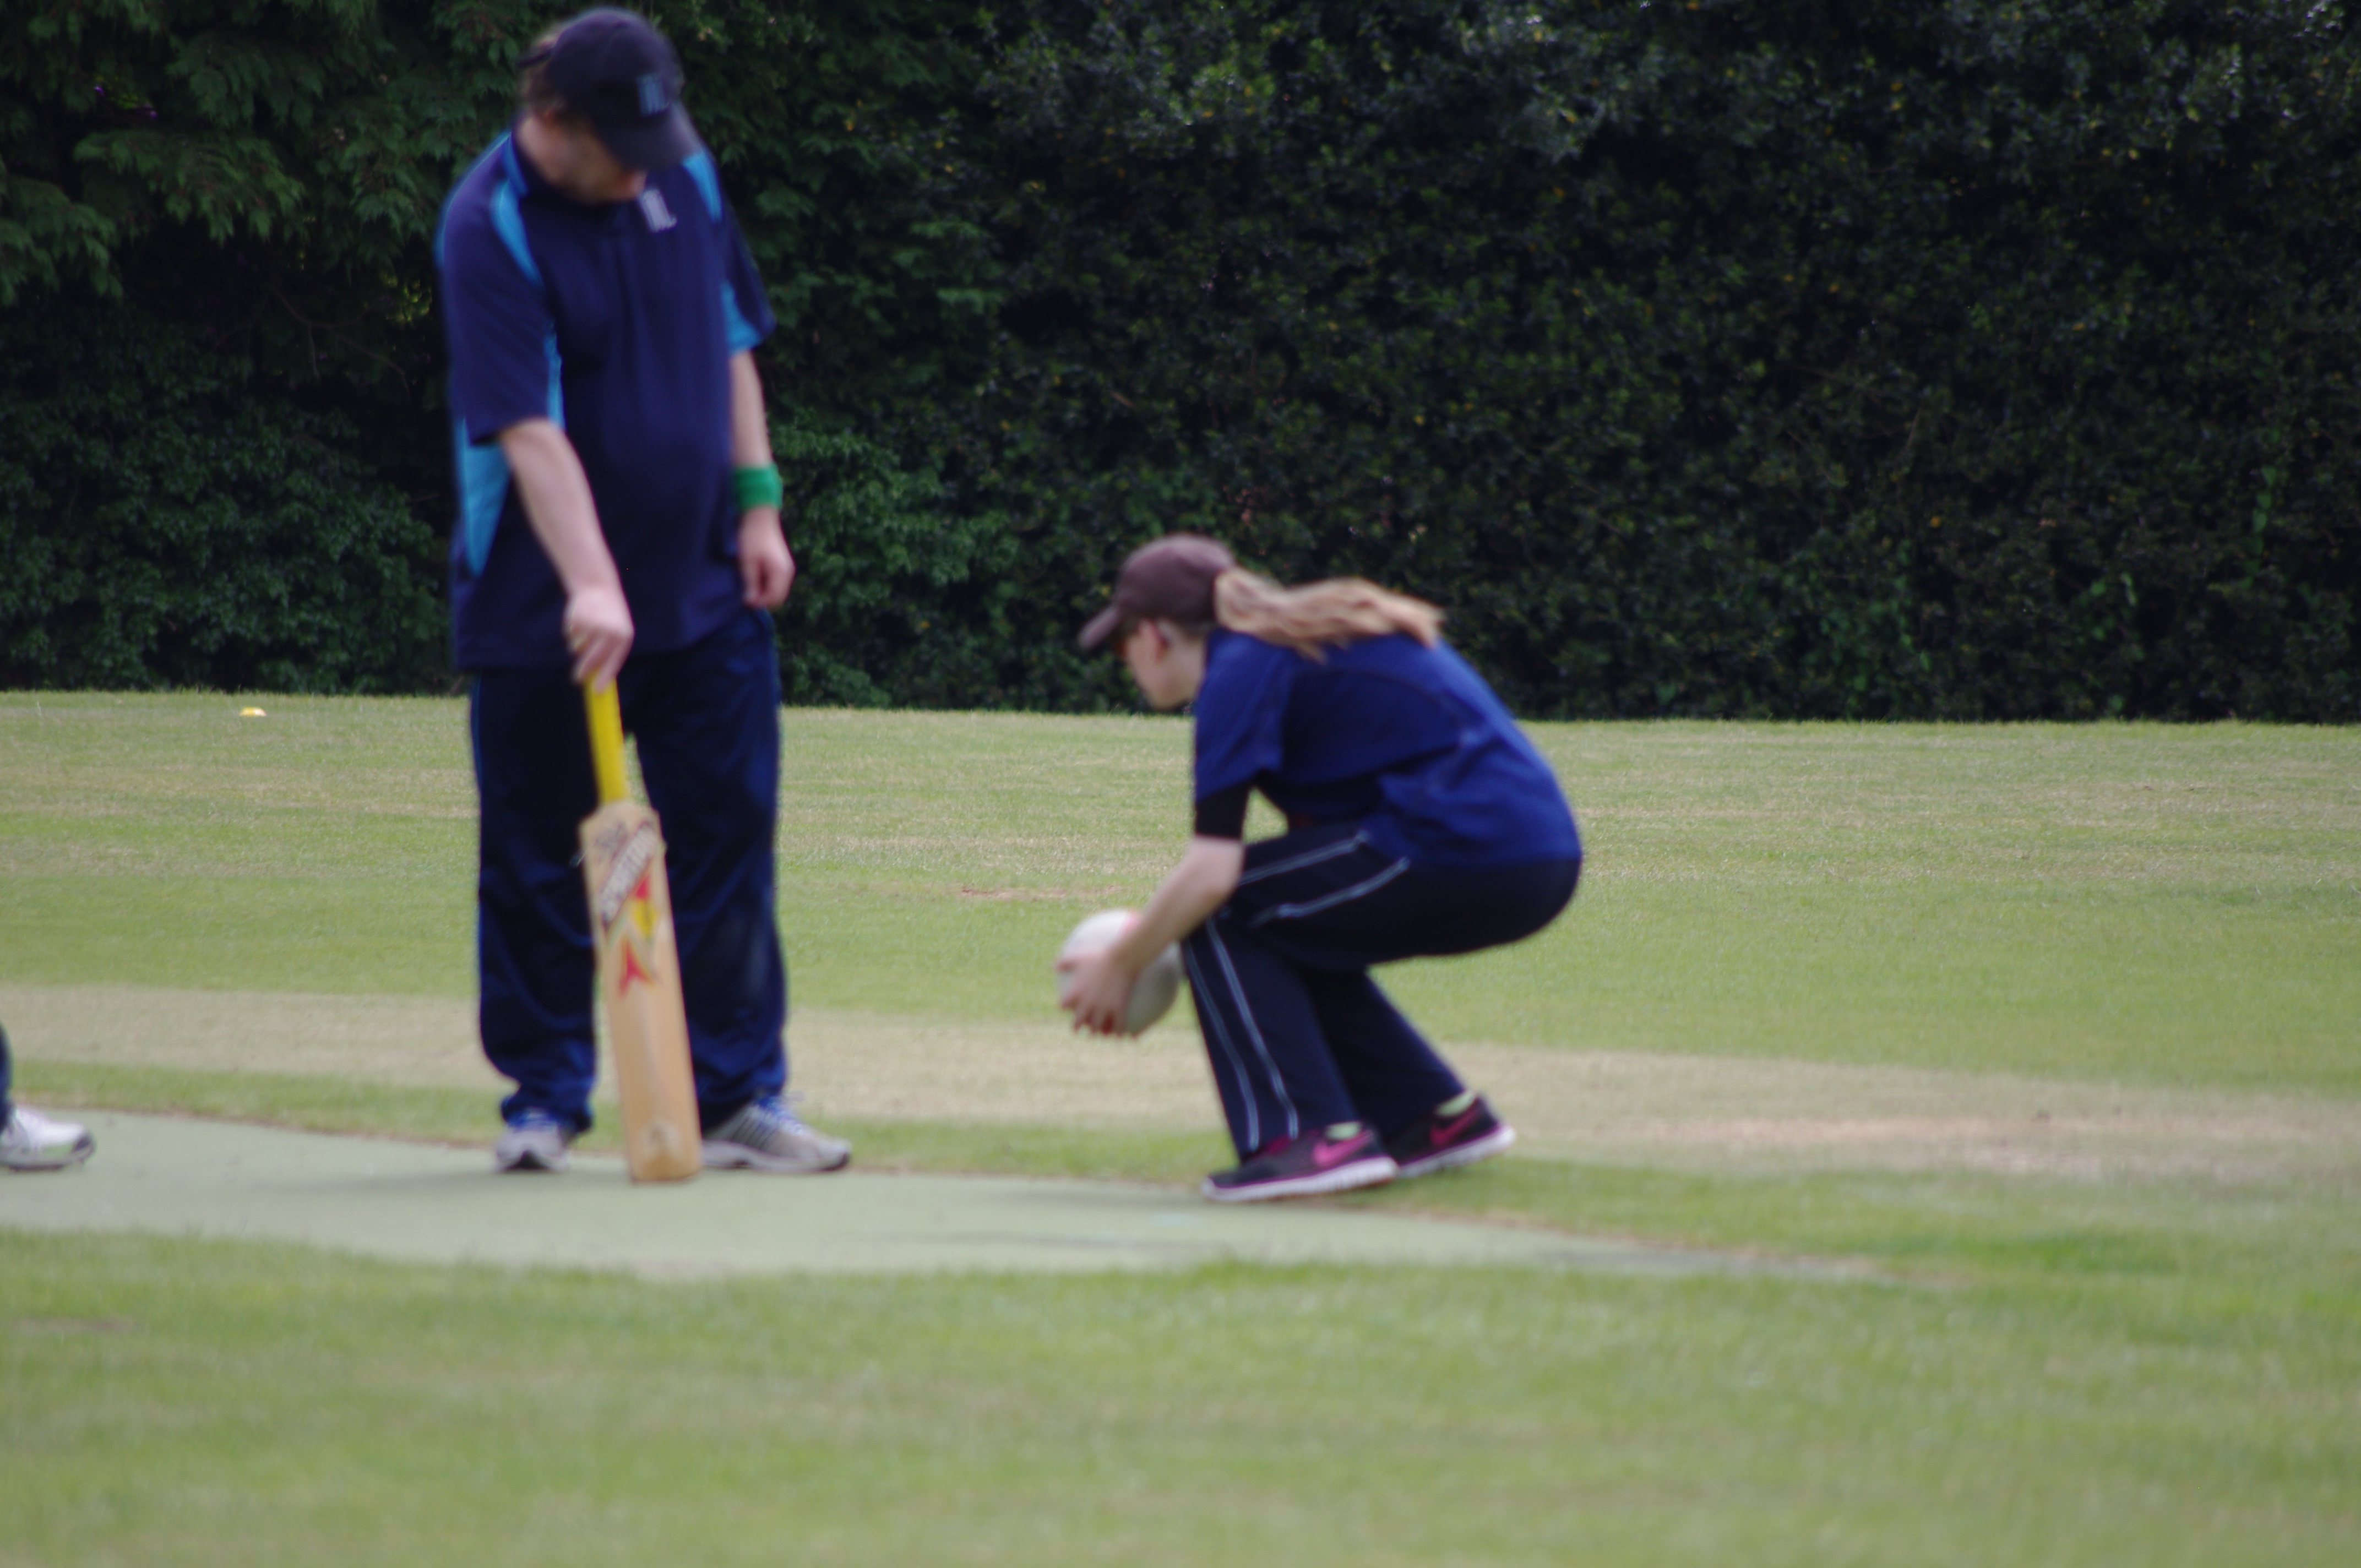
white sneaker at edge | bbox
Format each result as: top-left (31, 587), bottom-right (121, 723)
top-left (2, 1106), bottom-right (95, 1172)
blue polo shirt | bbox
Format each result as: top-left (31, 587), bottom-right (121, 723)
top-left (435, 128), bottom-right (776, 669)
top-left (1192, 629), bottom-right (1581, 869)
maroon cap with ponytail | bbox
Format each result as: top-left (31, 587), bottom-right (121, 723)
top-left (1078, 534), bottom-right (1236, 651)
top-left (1081, 533), bottom-right (1444, 659)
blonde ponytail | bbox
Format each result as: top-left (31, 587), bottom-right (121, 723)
top-left (1210, 569), bottom-right (1443, 659)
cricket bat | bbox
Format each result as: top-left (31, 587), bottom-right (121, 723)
top-left (579, 679), bottom-right (702, 1183)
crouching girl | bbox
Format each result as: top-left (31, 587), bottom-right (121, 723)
top-left (1060, 535), bottom-right (1581, 1201)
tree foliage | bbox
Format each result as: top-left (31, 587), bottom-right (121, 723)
top-left (939, 0), bottom-right (2360, 718)
top-left (3, 1), bottom-right (2354, 717)
top-left (0, 303), bottom-right (443, 690)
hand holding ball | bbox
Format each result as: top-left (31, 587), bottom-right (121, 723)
top-left (1056, 909), bottom-right (1183, 1035)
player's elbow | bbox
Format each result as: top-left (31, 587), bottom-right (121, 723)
top-left (1184, 836), bottom-right (1244, 905)
top-left (497, 419), bottom-right (577, 480)
top-left (497, 417), bottom-right (564, 454)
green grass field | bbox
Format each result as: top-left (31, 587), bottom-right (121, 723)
top-left (3, 694), bottom-right (2358, 1565)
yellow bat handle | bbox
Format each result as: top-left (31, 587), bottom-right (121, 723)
top-left (584, 679), bottom-right (628, 806)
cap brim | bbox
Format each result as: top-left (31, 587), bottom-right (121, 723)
top-left (593, 105), bottom-right (700, 172)
top-left (1078, 604), bottom-right (1127, 652)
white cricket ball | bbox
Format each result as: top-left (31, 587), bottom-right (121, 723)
top-left (1056, 908), bottom-right (1183, 1035)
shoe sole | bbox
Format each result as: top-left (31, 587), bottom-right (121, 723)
top-left (1200, 1154), bottom-right (1398, 1204)
top-left (493, 1150), bottom-right (569, 1174)
top-left (1391, 1124), bottom-right (1516, 1182)
top-left (702, 1141), bottom-right (851, 1174)
top-left (2, 1142), bottom-right (95, 1173)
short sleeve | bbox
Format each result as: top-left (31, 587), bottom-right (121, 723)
top-left (439, 207), bottom-right (557, 445)
top-left (717, 202), bottom-right (776, 354)
top-left (1193, 783), bottom-right (1251, 840)
top-left (1192, 634), bottom-right (1294, 802)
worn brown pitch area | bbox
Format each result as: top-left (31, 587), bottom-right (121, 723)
top-left (7, 983), bottom-right (2356, 1185)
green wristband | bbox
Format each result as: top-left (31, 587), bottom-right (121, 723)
top-left (733, 463), bottom-right (783, 511)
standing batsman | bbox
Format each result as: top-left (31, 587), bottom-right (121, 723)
top-left (436, 8), bottom-right (846, 1174)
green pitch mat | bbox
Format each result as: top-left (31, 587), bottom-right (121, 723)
top-left (1, 1112), bottom-right (1803, 1277)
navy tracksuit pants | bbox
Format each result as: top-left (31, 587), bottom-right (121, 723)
top-left (470, 608), bottom-right (787, 1135)
top-left (1185, 823), bottom-right (1579, 1159)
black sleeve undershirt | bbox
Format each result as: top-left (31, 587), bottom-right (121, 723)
top-left (1193, 782), bottom-right (1251, 840)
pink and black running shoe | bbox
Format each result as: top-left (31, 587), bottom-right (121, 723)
top-left (1201, 1123), bottom-right (1398, 1203)
top-left (1385, 1092), bottom-right (1516, 1180)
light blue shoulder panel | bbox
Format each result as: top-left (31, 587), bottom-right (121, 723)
top-left (684, 149), bottom-right (762, 353)
top-left (489, 137), bottom-right (542, 288)
top-left (683, 150), bottom-right (724, 220)
top-left (449, 134), bottom-right (565, 575)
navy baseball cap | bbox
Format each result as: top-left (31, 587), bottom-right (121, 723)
top-left (531, 9), bottom-right (699, 171)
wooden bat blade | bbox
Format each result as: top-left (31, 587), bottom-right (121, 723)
top-left (580, 799), bottom-right (701, 1183)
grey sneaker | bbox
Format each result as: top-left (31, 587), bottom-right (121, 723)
top-left (493, 1110), bottom-right (574, 1174)
top-left (2, 1106), bottom-right (95, 1172)
top-left (702, 1095), bottom-right (850, 1173)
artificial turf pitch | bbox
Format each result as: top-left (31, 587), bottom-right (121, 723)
top-left (2, 695), bottom-right (2356, 1565)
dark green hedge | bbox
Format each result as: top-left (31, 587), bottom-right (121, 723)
top-left (925, 0), bottom-right (2360, 718)
top-left (4, 1), bottom-right (2355, 717)
top-left (0, 305), bottom-right (443, 692)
